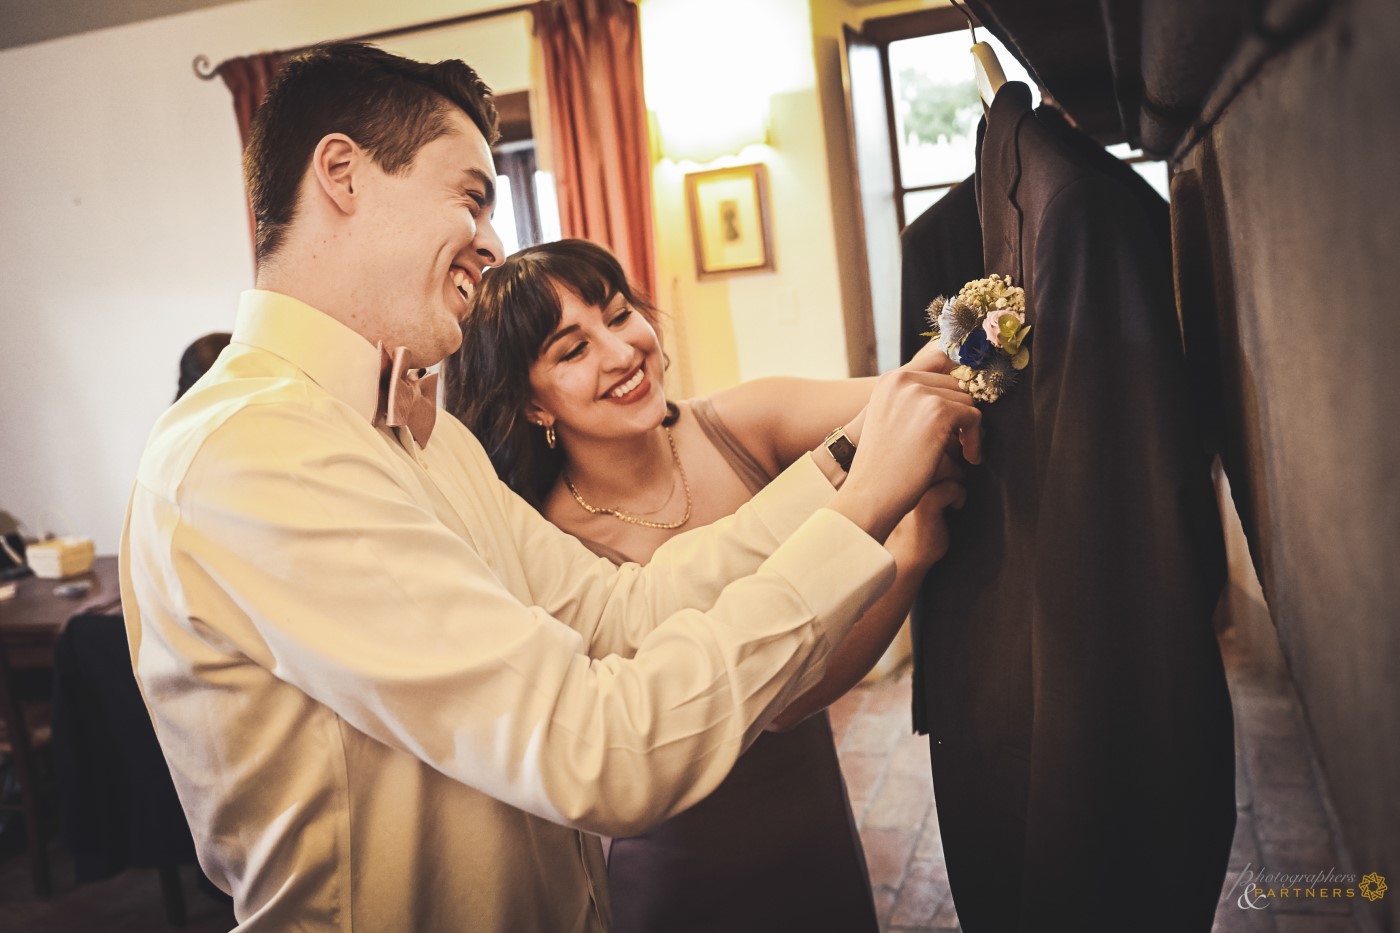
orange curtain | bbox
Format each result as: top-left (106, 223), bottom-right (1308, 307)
top-left (218, 52), bottom-right (287, 256)
top-left (534, 0), bottom-right (657, 299)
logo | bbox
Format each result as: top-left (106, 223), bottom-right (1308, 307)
top-left (1359, 872), bottom-right (1388, 902)
top-left (1226, 864), bottom-right (1388, 909)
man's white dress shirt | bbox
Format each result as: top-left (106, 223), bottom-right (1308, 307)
top-left (120, 290), bottom-right (894, 931)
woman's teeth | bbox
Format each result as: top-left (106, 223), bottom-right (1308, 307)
top-left (609, 369), bottom-right (644, 398)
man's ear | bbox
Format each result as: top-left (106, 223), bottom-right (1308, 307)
top-left (310, 133), bottom-right (361, 216)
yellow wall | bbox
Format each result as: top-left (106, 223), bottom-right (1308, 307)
top-left (641, 0), bottom-right (854, 398)
top-left (638, 0), bottom-right (948, 397)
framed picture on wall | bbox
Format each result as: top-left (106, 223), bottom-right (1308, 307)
top-left (685, 163), bottom-right (774, 277)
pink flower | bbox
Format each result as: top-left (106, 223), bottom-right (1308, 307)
top-left (983, 308), bottom-right (1025, 348)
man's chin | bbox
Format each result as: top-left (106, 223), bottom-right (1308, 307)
top-left (426, 323), bottom-right (464, 367)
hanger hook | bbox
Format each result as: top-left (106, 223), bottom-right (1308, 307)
top-left (949, 0), bottom-right (978, 44)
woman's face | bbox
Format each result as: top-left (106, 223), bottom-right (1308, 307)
top-left (527, 283), bottom-right (668, 445)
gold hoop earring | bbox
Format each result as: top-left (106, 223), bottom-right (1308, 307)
top-left (545, 423), bottom-right (556, 449)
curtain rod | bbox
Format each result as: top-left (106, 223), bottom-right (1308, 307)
top-left (192, 1), bottom-right (537, 80)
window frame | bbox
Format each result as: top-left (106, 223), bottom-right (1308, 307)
top-left (864, 7), bottom-right (978, 231)
top-left (866, 9), bottom-right (1164, 232)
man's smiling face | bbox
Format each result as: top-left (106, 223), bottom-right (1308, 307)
top-left (353, 107), bottom-right (503, 367)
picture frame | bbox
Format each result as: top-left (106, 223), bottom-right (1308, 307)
top-left (685, 163), bottom-right (774, 277)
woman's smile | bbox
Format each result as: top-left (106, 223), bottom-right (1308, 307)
top-left (602, 367), bottom-right (651, 404)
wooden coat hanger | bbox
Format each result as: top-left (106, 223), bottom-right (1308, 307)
top-left (950, 0), bottom-right (1006, 110)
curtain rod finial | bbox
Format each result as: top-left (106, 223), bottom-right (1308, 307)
top-left (193, 54), bottom-right (219, 81)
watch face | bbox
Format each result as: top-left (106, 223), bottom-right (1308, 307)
top-left (826, 430), bottom-right (856, 472)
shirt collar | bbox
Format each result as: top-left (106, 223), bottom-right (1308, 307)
top-left (232, 289), bottom-right (381, 425)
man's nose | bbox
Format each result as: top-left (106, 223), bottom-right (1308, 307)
top-left (473, 214), bottom-right (505, 269)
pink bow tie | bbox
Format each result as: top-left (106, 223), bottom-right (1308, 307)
top-left (376, 344), bottom-right (439, 447)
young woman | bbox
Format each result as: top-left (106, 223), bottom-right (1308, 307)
top-left (446, 239), bottom-right (964, 933)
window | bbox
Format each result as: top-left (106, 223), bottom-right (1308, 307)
top-left (882, 19), bottom-right (1168, 228)
top-left (490, 91), bottom-right (563, 256)
top-left (886, 27), bottom-right (1038, 228)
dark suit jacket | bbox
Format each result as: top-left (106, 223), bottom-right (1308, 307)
top-left (912, 83), bottom-right (1235, 932)
top-left (899, 177), bottom-right (984, 366)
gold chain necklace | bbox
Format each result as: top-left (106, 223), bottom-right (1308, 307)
top-left (563, 427), bottom-right (693, 530)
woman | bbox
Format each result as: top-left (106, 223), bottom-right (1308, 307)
top-left (446, 239), bottom-right (963, 933)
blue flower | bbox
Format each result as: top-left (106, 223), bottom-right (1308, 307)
top-left (958, 327), bottom-right (995, 369)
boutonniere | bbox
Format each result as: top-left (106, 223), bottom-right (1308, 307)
top-left (923, 274), bottom-right (1031, 403)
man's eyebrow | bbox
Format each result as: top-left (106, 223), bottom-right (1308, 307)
top-left (461, 167), bottom-right (496, 206)
top-left (541, 323), bottom-right (580, 353)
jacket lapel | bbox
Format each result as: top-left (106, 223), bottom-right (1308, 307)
top-left (976, 82), bottom-right (1034, 292)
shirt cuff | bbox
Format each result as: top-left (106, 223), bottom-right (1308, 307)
top-left (745, 453), bottom-right (837, 544)
top-left (762, 507), bottom-right (895, 646)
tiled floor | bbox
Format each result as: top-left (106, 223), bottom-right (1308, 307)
top-left (0, 620), bottom-right (1365, 932)
top-left (827, 622), bottom-right (1367, 933)
top-left (0, 853), bottom-right (234, 932)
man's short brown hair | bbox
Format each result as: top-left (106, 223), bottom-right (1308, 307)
top-left (244, 42), bottom-right (499, 265)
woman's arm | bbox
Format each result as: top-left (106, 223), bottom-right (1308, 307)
top-left (767, 477), bottom-right (964, 731)
top-left (709, 340), bottom-right (955, 478)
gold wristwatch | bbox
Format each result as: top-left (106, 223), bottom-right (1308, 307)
top-left (823, 425), bottom-right (857, 473)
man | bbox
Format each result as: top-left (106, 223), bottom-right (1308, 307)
top-left (121, 43), bottom-right (980, 931)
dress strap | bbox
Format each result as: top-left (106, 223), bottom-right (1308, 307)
top-left (687, 397), bottom-right (774, 495)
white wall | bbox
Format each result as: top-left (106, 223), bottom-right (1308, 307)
top-left (0, 0), bottom-right (532, 552)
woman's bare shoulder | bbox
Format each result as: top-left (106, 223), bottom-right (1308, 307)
top-left (696, 381), bottom-right (792, 477)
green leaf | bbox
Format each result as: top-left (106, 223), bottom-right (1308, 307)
top-left (1011, 348), bottom-right (1030, 370)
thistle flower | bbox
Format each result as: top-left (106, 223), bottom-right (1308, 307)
top-left (925, 296), bottom-right (946, 328)
top-left (977, 352), bottom-right (1018, 401)
top-left (937, 296), bottom-right (981, 347)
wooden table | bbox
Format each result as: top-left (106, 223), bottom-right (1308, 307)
top-left (0, 555), bottom-right (119, 669)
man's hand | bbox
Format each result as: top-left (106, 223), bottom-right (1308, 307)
top-left (827, 370), bottom-right (981, 543)
top-left (886, 478), bottom-right (966, 572)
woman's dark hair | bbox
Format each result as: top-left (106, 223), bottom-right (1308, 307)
top-left (246, 41), bottom-right (498, 267)
top-left (444, 239), bottom-right (675, 507)
top-left (176, 332), bottom-right (232, 401)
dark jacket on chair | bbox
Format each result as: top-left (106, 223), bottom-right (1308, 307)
top-left (51, 613), bottom-right (196, 882)
top-left (911, 82), bottom-right (1235, 933)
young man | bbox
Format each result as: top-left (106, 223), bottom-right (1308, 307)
top-left (121, 42), bottom-right (980, 931)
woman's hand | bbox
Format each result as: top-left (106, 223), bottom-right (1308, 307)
top-left (886, 477), bottom-right (966, 572)
top-left (902, 338), bottom-right (956, 376)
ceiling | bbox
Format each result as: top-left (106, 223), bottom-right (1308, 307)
top-left (0, 0), bottom-right (245, 52)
